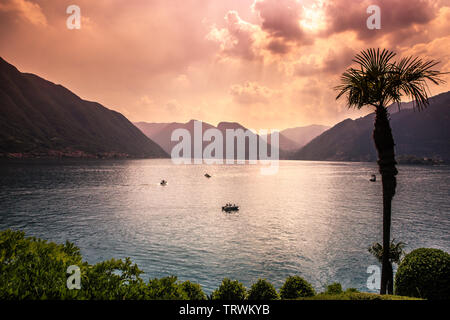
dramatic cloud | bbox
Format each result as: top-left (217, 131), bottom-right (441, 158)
top-left (323, 0), bottom-right (440, 43)
top-left (207, 10), bottom-right (262, 60)
top-left (253, 0), bottom-right (303, 38)
top-left (266, 39), bottom-right (291, 55)
top-left (230, 81), bottom-right (277, 104)
top-left (0, 0), bottom-right (47, 26)
top-left (321, 46), bottom-right (356, 74)
top-left (253, 0), bottom-right (311, 53)
top-left (0, 0), bottom-right (449, 129)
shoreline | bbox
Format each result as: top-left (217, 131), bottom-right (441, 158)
top-left (0, 155), bottom-right (446, 165)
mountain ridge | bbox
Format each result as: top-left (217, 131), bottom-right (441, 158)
top-left (0, 57), bottom-right (168, 159)
top-left (134, 121), bottom-right (328, 158)
top-left (291, 91), bottom-right (450, 162)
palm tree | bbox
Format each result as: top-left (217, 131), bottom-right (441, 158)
top-left (368, 239), bottom-right (405, 294)
top-left (335, 48), bottom-right (445, 294)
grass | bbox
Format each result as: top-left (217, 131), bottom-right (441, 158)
top-left (299, 292), bottom-right (422, 300)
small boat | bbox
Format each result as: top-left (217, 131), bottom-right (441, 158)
top-left (370, 174), bottom-right (376, 182)
top-left (160, 179), bottom-right (167, 186)
top-left (222, 203), bottom-right (239, 212)
top-left (204, 173), bottom-right (211, 178)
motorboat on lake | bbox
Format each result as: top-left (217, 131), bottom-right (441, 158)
top-left (222, 203), bottom-right (239, 212)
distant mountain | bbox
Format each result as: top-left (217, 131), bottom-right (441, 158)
top-left (133, 122), bottom-right (170, 140)
top-left (277, 133), bottom-right (301, 151)
top-left (292, 91), bottom-right (450, 162)
top-left (279, 125), bottom-right (330, 150)
top-left (135, 120), bottom-right (216, 155)
top-left (0, 57), bottom-right (168, 159)
top-left (135, 120), bottom-right (319, 158)
top-left (134, 120), bottom-right (282, 159)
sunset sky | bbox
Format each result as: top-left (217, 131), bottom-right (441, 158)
top-left (1, 0), bottom-right (449, 130)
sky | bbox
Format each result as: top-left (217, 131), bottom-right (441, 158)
top-left (1, 0), bottom-right (450, 130)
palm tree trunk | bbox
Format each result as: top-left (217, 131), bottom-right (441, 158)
top-left (388, 262), bottom-right (394, 294)
top-left (373, 106), bottom-right (398, 295)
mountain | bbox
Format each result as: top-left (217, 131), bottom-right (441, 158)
top-left (135, 120), bottom-right (216, 155)
top-left (134, 120), bottom-right (281, 159)
top-left (135, 120), bottom-right (316, 158)
top-left (279, 124), bottom-right (330, 150)
top-left (277, 133), bottom-right (301, 151)
top-left (133, 122), bottom-right (170, 140)
top-left (0, 57), bottom-right (168, 159)
top-left (292, 91), bottom-right (450, 162)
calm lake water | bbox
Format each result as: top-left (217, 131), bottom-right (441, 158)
top-left (0, 159), bottom-right (449, 293)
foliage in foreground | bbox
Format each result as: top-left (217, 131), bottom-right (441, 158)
top-left (211, 278), bottom-right (247, 300)
top-left (0, 229), bottom-right (440, 300)
top-left (368, 239), bottom-right (406, 264)
top-left (301, 292), bottom-right (422, 300)
top-left (279, 276), bottom-right (315, 299)
top-left (247, 279), bottom-right (279, 300)
top-left (312, 284), bottom-right (419, 300)
top-left (394, 248), bottom-right (450, 300)
top-left (0, 229), bottom-right (204, 300)
top-left (323, 282), bottom-right (344, 295)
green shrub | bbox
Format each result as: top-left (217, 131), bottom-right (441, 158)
top-left (324, 282), bottom-right (343, 295)
top-left (146, 276), bottom-right (187, 299)
top-left (0, 229), bottom-right (207, 300)
top-left (83, 257), bottom-right (146, 299)
top-left (180, 281), bottom-right (206, 300)
top-left (368, 239), bottom-right (405, 264)
top-left (247, 279), bottom-right (279, 300)
top-left (345, 288), bottom-right (359, 293)
top-left (211, 278), bottom-right (246, 300)
top-left (0, 229), bottom-right (150, 300)
top-left (279, 276), bottom-right (315, 299)
top-left (0, 229), bottom-right (84, 299)
top-left (394, 248), bottom-right (450, 300)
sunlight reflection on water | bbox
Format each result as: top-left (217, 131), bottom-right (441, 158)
top-left (0, 159), bottom-right (449, 293)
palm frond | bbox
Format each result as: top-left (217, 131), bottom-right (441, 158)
top-left (335, 48), bottom-right (446, 110)
top-left (387, 57), bottom-right (447, 110)
top-left (368, 239), bottom-right (406, 264)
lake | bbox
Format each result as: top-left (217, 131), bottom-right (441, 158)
top-left (0, 159), bottom-right (449, 293)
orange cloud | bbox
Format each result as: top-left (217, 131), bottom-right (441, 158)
top-left (0, 0), bottom-right (47, 26)
top-left (253, 0), bottom-right (309, 44)
top-left (322, 0), bottom-right (439, 43)
top-left (0, 0), bottom-right (448, 130)
top-left (230, 81), bottom-right (278, 104)
top-left (207, 10), bottom-right (263, 60)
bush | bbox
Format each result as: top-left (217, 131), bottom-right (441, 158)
top-left (279, 276), bottom-right (315, 299)
top-left (211, 278), bottom-right (246, 300)
top-left (0, 229), bottom-right (206, 300)
top-left (0, 229), bottom-right (148, 300)
top-left (146, 276), bottom-right (187, 300)
top-left (0, 229), bottom-right (85, 299)
top-left (247, 279), bottom-right (279, 300)
top-left (83, 257), bottom-right (146, 299)
top-left (394, 248), bottom-right (450, 300)
top-left (180, 281), bottom-right (206, 300)
top-left (324, 282), bottom-right (343, 295)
